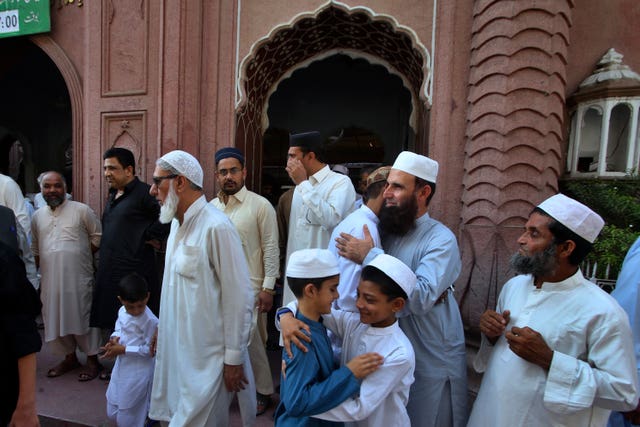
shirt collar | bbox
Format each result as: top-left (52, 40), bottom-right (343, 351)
top-left (216, 185), bottom-right (247, 205)
top-left (309, 165), bottom-right (331, 185)
top-left (183, 195), bottom-right (208, 224)
top-left (360, 204), bottom-right (380, 224)
top-left (109, 176), bottom-right (139, 197)
top-left (366, 320), bottom-right (401, 335)
top-left (537, 269), bottom-right (585, 291)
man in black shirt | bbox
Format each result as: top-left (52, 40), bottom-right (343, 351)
top-left (90, 148), bottom-right (169, 332)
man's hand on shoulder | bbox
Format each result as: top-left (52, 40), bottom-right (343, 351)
top-left (335, 224), bottom-right (374, 264)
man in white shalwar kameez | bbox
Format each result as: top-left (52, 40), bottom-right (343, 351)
top-left (149, 151), bottom-right (253, 427)
top-left (468, 194), bottom-right (638, 427)
top-left (31, 171), bottom-right (102, 381)
top-left (283, 131), bottom-right (356, 307)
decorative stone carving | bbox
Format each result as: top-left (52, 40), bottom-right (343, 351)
top-left (458, 0), bottom-right (574, 337)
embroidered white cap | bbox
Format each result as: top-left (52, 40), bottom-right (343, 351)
top-left (286, 248), bottom-right (340, 279)
top-left (159, 150), bottom-right (203, 188)
top-left (366, 254), bottom-right (417, 297)
top-left (537, 194), bottom-right (604, 243)
top-left (392, 151), bottom-right (438, 183)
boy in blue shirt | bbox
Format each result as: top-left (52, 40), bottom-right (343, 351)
top-left (274, 248), bottom-right (382, 426)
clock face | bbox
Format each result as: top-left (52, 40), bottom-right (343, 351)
top-left (0, 10), bottom-right (20, 34)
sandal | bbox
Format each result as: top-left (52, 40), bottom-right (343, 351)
top-left (78, 363), bottom-right (102, 382)
top-left (256, 393), bottom-right (272, 416)
top-left (47, 358), bottom-right (80, 378)
top-left (99, 371), bottom-right (111, 381)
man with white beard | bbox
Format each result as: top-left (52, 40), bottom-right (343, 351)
top-left (148, 150), bottom-right (254, 427)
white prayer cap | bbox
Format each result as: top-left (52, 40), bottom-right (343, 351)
top-left (537, 194), bottom-right (604, 243)
top-left (286, 248), bottom-right (339, 279)
top-left (392, 151), bottom-right (438, 183)
top-left (366, 254), bottom-right (417, 297)
top-left (159, 150), bottom-right (203, 188)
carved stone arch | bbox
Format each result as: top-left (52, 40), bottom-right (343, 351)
top-left (235, 1), bottom-right (431, 190)
top-left (29, 34), bottom-right (84, 197)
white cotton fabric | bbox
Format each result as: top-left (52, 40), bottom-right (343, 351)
top-left (149, 196), bottom-right (253, 426)
top-left (31, 200), bottom-right (102, 342)
top-left (283, 165), bottom-right (355, 305)
top-left (537, 193), bottom-right (604, 243)
top-left (392, 151), bottom-right (438, 183)
top-left (468, 270), bottom-right (638, 427)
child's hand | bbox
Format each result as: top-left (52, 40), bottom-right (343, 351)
top-left (100, 336), bottom-right (124, 359)
top-left (346, 352), bottom-right (383, 379)
top-left (281, 313), bottom-right (311, 358)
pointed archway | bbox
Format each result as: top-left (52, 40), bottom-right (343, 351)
top-left (235, 3), bottom-right (431, 191)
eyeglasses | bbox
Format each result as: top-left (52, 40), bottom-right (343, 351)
top-left (152, 174), bottom-right (178, 186)
top-left (216, 167), bottom-right (241, 176)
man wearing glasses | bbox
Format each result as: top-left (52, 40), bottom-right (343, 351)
top-left (148, 150), bottom-right (253, 427)
top-left (211, 147), bottom-right (279, 419)
top-left (90, 148), bottom-right (169, 355)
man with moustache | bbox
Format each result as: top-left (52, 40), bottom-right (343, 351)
top-left (91, 148), bottom-right (169, 335)
top-left (467, 194), bottom-right (638, 427)
top-left (335, 151), bottom-right (468, 427)
top-left (31, 171), bottom-right (103, 381)
top-left (149, 150), bottom-right (253, 427)
top-left (211, 147), bottom-right (279, 418)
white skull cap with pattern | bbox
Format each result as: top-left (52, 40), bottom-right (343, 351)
top-left (537, 193), bottom-right (604, 243)
top-left (286, 248), bottom-right (339, 279)
top-left (392, 151), bottom-right (438, 183)
top-left (160, 150), bottom-right (203, 188)
top-left (367, 254), bottom-right (417, 297)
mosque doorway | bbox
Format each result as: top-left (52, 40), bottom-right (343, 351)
top-left (263, 54), bottom-right (413, 198)
top-left (235, 4), bottom-right (431, 196)
top-left (0, 37), bottom-right (72, 201)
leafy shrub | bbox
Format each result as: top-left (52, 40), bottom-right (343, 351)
top-left (561, 178), bottom-right (640, 281)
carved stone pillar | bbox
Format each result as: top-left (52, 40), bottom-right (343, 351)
top-left (458, 0), bottom-right (574, 336)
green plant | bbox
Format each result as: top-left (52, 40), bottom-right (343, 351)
top-left (561, 178), bottom-right (640, 281)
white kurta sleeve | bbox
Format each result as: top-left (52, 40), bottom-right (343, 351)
top-left (82, 206), bottom-right (102, 249)
top-left (209, 222), bottom-right (253, 365)
top-left (297, 176), bottom-right (355, 230)
top-left (314, 351), bottom-right (413, 422)
top-left (257, 201), bottom-right (279, 288)
top-left (544, 319), bottom-right (639, 413)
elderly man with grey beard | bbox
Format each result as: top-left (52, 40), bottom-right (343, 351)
top-left (148, 150), bottom-right (253, 427)
top-left (31, 171), bottom-right (103, 381)
top-left (468, 194), bottom-right (638, 427)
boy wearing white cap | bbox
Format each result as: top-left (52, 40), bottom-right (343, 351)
top-left (468, 194), bottom-right (638, 427)
top-left (280, 253), bottom-right (417, 427)
top-left (274, 248), bottom-right (382, 427)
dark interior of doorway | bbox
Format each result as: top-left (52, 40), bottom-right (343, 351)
top-left (0, 38), bottom-right (72, 197)
top-left (263, 54), bottom-right (413, 200)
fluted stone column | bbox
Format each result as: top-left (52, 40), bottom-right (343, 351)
top-left (458, 0), bottom-right (574, 336)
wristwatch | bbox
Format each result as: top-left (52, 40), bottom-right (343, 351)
top-left (261, 287), bottom-right (276, 295)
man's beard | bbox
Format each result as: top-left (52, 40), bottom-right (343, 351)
top-left (159, 182), bottom-right (178, 224)
top-left (378, 195), bottom-right (418, 236)
top-left (45, 195), bottom-right (65, 208)
top-left (222, 178), bottom-right (243, 196)
top-left (509, 242), bottom-right (557, 278)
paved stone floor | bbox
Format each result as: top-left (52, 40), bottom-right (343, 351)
top-left (35, 332), bottom-right (281, 427)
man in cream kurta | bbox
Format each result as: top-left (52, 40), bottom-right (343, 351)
top-left (149, 151), bottom-right (253, 427)
top-left (211, 147), bottom-right (279, 417)
top-left (283, 131), bottom-right (355, 306)
top-left (31, 171), bottom-right (102, 380)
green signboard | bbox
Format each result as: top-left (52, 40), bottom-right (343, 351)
top-left (0, 0), bottom-right (51, 39)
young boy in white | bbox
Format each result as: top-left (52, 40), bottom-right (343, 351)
top-left (280, 254), bottom-right (417, 427)
top-left (101, 273), bottom-right (159, 427)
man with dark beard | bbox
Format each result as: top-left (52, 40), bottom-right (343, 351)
top-left (335, 151), bottom-right (468, 427)
top-left (31, 171), bottom-right (103, 381)
top-left (468, 194), bottom-right (638, 427)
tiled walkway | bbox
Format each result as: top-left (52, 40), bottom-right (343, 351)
top-left (36, 334), bottom-right (281, 427)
